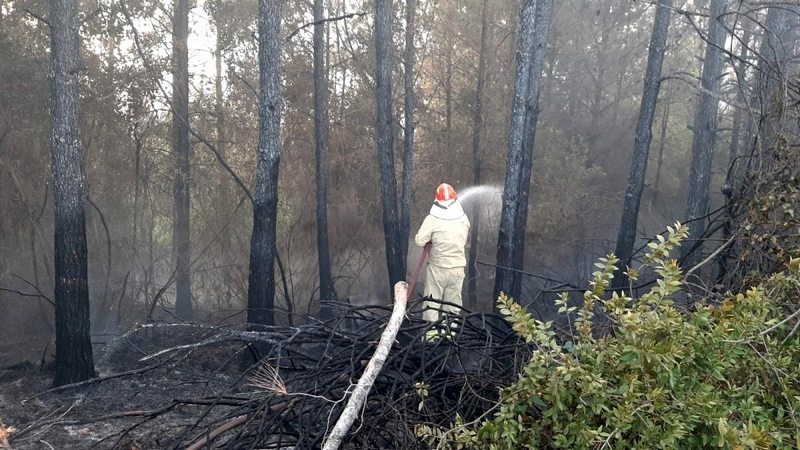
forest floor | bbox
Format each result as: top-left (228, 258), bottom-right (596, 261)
top-left (0, 326), bottom-right (253, 450)
top-left (1, 308), bottom-right (522, 450)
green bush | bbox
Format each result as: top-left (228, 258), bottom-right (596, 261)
top-left (418, 223), bottom-right (800, 449)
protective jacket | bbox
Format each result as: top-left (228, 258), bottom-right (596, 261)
top-left (414, 199), bottom-right (470, 268)
top-left (414, 199), bottom-right (470, 322)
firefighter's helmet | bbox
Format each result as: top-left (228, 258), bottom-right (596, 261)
top-left (435, 183), bottom-right (457, 202)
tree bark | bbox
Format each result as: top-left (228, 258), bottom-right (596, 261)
top-left (172, 0), bottom-right (192, 320)
top-left (494, 0), bottom-right (552, 302)
top-left (49, 0), bottom-right (96, 386)
top-left (752, 4), bottom-right (800, 156)
top-left (247, 0), bottom-right (284, 328)
top-left (445, 40), bottom-right (453, 150)
top-left (717, 24), bottom-right (753, 281)
top-left (314, 0), bottom-right (335, 319)
top-left (726, 25), bottom-right (751, 177)
top-left (467, 0), bottom-right (490, 308)
top-left (612, 0), bottom-right (672, 289)
top-left (651, 89), bottom-right (671, 208)
top-left (494, 0), bottom-right (536, 302)
top-left (399, 0), bottom-right (416, 267)
top-left (682, 0), bottom-right (730, 269)
top-left (375, 0), bottom-right (405, 287)
top-left (510, 0), bottom-right (553, 299)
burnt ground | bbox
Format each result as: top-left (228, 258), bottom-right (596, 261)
top-left (1, 325), bottom-right (252, 449)
top-left (1, 304), bottom-right (526, 449)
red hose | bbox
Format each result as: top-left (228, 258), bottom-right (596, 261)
top-left (407, 242), bottom-right (431, 298)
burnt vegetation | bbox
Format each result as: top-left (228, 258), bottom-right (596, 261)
top-left (1, 0), bottom-right (800, 448)
top-left (6, 301), bottom-right (527, 449)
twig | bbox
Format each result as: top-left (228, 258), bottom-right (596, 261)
top-left (759, 306), bottom-right (800, 338)
top-left (138, 329), bottom-right (284, 362)
top-left (682, 233), bottom-right (737, 282)
top-left (87, 196), bottom-right (113, 315)
top-left (79, 7), bottom-right (103, 24)
top-left (286, 12), bottom-right (367, 40)
top-left (0, 287), bottom-right (54, 307)
top-left (2, 274), bottom-right (54, 306)
top-left (322, 282), bottom-right (408, 450)
top-left (24, 8), bottom-right (48, 26)
top-left (33, 362), bottom-right (167, 397)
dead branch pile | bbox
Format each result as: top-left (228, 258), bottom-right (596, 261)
top-left (16, 299), bottom-right (530, 449)
top-left (173, 300), bottom-right (527, 449)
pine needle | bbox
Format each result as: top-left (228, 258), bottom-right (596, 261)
top-left (248, 362), bottom-right (287, 395)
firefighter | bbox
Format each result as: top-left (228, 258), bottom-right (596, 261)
top-left (414, 183), bottom-right (470, 328)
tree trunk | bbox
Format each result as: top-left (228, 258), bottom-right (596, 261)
top-left (375, 0), bottom-right (405, 287)
top-left (213, 7), bottom-right (229, 215)
top-left (493, 0), bottom-right (537, 302)
top-left (611, 0), bottom-right (672, 289)
top-left (510, 0), bottom-right (554, 299)
top-left (727, 25), bottom-right (751, 178)
top-left (752, 4), bottom-right (800, 156)
top-left (133, 125), bottom-right (142, 251)
top-left (172, 0), bottom-right (192, 320)
top-left (445, 41), bottom-right (453, 151)
top-left (467, 0), bottom-right (490, 308)
top-left (717, 24), bottom-right (753, 281)
top-left (247, 0), bottom-right (284, 328)
top-left (399, 0), bottom-right (416, 267)
top-left (49, 0), bottom-right (96, 386)
top-left (651, 89), bottom-right (671, 208)
top-left (682, 0), bottom-right (729, 269)
top-left (314, 0), bottom-right (334, 319)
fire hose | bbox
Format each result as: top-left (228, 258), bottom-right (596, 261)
top-left (407, 242), bottom-right (431, 298)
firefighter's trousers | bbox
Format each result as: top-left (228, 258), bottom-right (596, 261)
top-left (422, 264), bottom-right (464, 323)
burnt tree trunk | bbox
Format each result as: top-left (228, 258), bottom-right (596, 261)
top-left (510, 0), bottom-right (553, 299)
top-left (493, 0), bottom-right (536, 302)
top-left (49, 0), bottom-right (96, 386)
top-left (494, 0), bottom-right (552, 298)
top-left (612, 0), bottom-right (672, 289)
top-left (682, 0), bottom-right (730, 269)
top-left (375, 0), bottom-right (405, 286)
top-left (172, 0), bottom-right (192, 319)
top-left (314, 0), bottom-right (335, 318)
top-left (399, 0), bottom-right (416, 267)
top-left (467, 0), bottom-right (490, 308)
top-left (248, 0), bottom-right (284, 328)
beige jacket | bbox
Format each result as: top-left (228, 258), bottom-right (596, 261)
top-left (414, 199), bottom-right (470, 268)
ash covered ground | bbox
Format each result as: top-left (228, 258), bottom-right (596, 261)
top-left (1, 306), bottom-right (525, 449)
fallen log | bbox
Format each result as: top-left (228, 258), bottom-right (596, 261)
top-left (322, 281), bottom-right (408, 450)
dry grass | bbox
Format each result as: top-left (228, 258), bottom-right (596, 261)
top-left (248, 361), bottom-right (287, 395)
top-left (0, 418), bottom-right (14, 449)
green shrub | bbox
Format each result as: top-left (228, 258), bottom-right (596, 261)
top-left (419, 223), bottom-right (800, 449)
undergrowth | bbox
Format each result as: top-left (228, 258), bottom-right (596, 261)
top-left (418, 222), bottom-right (800, 449)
